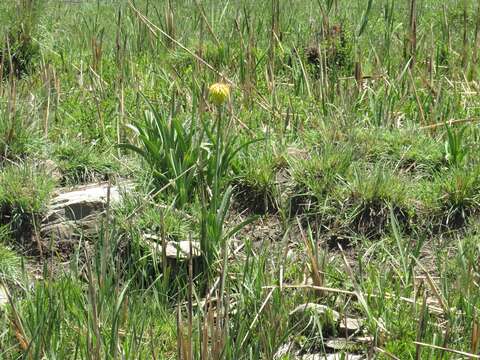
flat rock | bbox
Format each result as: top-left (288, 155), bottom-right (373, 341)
top-left (143, 234), bottom-right (200, 260)
top-left (338, 317), bottom-right (363, 334)
top-left (41, 181), bottom-right (132, 241)
top-left (325, 338), bottom-right (359, 351)
top-left (289, 303), bottom-right (341, 322)
top-left (301, 354), bottom-right (363, 360)
top-left (47, 182), bottom-right (128, 222)
top-left (274, 340), bottom-right (365, 360)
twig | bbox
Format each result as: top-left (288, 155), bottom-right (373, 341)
top-left (419, 117), bottom-right (480, 130)
top-left (375, 347), bottom-right (401, 360)
top-left (239, 288), bottom-right (275, 347)
top-left (414, 259), bottom-right (449, 315)
top-left (413, 341), bottom-right (480, 358)
top-left (263, 284), bottom-right (356, 296)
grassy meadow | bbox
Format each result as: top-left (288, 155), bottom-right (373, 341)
top-left (1, 0), bottom-right (480, 358)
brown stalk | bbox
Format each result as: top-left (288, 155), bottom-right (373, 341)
top-left (164, 0), bottom-right (175, 48)
top-left (415, 260), bottom-right (449, 315)
top-left (472, 310), bottom-right (480, 358)
top-left (42, 64), bottom-right (51, 138)
top-left (408, 68), bottom-right (426, 127)
top-left (415, 291), bottom-right (428, 360)
top-left (188, 237), bottom-right (193, 359)
top-left (420, 117), bottom-right (480, 130)
top-left (2, 280), bottom-right (29, 354)
top-left (408, 0), bottom-right (417, 69)
top-left (296, 218), bottom-right (323, 297)
top-left (462, 0), bottom-right (469, 70)
top-left (414, 341), bottom-right (480, 359)
top-left (472, 0), bottom-right (480, 77)
top-left (85, 254), bottom-right (102, 360)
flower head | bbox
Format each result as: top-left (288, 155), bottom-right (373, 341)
top-left (208, 82), bottom-right (230, 106)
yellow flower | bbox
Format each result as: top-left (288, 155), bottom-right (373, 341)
top-left (208, 82), bottom-right (230, 106)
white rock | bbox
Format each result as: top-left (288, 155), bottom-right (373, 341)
top-left (47, 182), bottom-right (130, 221)
top-left (301, 354), bottom-right (363, 360)
top-left (41, 181), bottom-right (132, 240)
top-left (289, 303), bottom-right (341, 322)
top-left (143, 235), bottom-right (200, 260)
top-left (338, 317), bottom-right (363, 334)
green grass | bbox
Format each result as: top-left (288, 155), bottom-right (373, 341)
top-left (0, 0), bottom-right (479, 358)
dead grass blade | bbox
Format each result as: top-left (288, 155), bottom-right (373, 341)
top-left (472, 310), bottom-right (480, 357)
top-left (296, 218), bottom-right (324, 297)
top-left (239, 287), bottom-right (275, 348)
top-left (338, 244), bottom-right (387, 333)
top-left (413, 341), bottom-right (480, 359)
top-left (1, 280), bottom-right (29, 353)
top-left (414, 259), bottom-right (449, 315)
top-left (419, 117), bottom-right (480, 130)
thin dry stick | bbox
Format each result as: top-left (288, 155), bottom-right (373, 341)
top-left (262, 285), bottom-right (446, 315)
top-left (408, 0), bottom-right (417, 69)
top-left (472, 310), bottom-right (480, 357)
top-left (43, 64), bottom-right (51, 138)
top-left (188, 237), bottom-right (193, 360)
top-left (263, 284), bottom-right (357, 297)
top-left (1, 280), bottom-right (29, 353)
top-left (85, 254), bottom-right (102, 360)
top-left (414, 342), bottom-right (480, 359)
top-left (296, 218), bottom-right (323, 296)
top-left (420, 117), bottom-right (480, 130)
top-left (375, 347), bottom-right (401, 360)
top-left (338, 244), bottom-right (387, 333)
top-left (415, 259), bottom-right (449, 315)
top-left (239, 288), bottom-right (275, 348)
top-left (415, 291), bottom-right (428, 360)
top-left (408, 68), bottom-right (426, 126)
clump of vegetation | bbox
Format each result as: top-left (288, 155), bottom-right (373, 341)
top-left (233, 145), bottom-right (283, 214)
top-left (53, 141), bottom-right (120, 185)
top-left (0, 163), bottom-right (55, 244)
top-left (353, 128), bottom-right (444, 172)
top-left (346, 166), bottom-right (412, 238)
top-left (0, 103), bottom-right (44, 161)
top-left (0, 242), bottom-right (22, 284)
top-left (304, 22), bottom-right (354, 76)
top-left (0, 0), bottom-right (42, 78)
top-left (289, 142), bottom-right (352, 216)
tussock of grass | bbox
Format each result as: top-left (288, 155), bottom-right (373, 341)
top-left (53, 141), bottom-right (121, 185)
top-left (0, 241), bottom-right (22, 284)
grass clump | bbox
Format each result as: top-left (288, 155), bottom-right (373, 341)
top-left (289, 142), bottom-right (353, 216)
top-left (0, 241), bottom-right (22, 284)
top-left (353, 128), bottom-right (444, 173)
top-left (420, 165), bottom-right (480, 231)
top-left (345, 166), bottom-right (412, 238)
top-left (0, 0), bottom-right (43, 78)
top-left (233, 144), bottom-right (284, 214)
top-left (53, 141), bottom-right (121, 185)
top-left (0, 163), bottom-right (55, 243)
